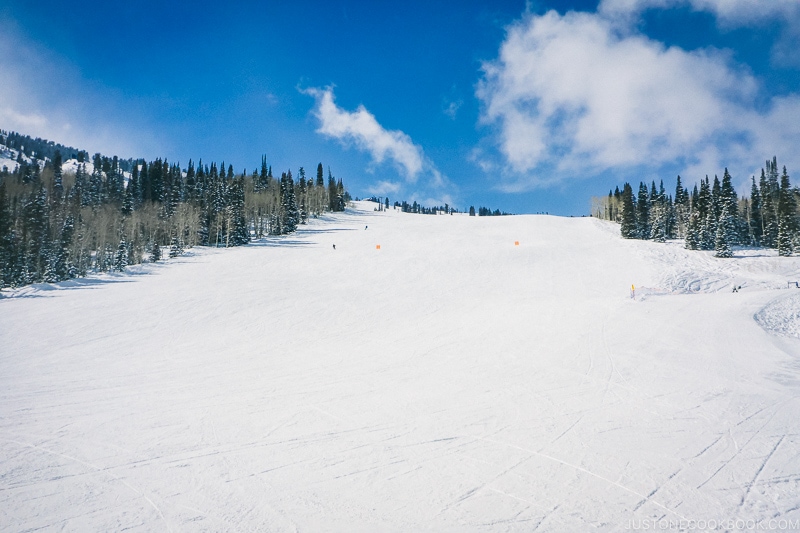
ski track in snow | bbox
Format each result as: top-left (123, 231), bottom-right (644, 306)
top-left (1, 203), bottom-right (800, 531)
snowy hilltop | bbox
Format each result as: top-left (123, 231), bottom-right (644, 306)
top-left (1, 200), bottom-right (799, 531)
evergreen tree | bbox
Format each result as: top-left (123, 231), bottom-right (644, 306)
top-left (777, 216), bottom-right (793, 256)
top-left (697, 177), bottom-right (710, 220)
top-left (719, 168), bottom-right (738, 242)
top-left (169, 236), bottom-right (182, 258)
top-left (129, 162), bottom-right (141, 208)
top-left (87, 154), bottom-right (103, 206)
top-left (168, 166), bottom-right (182, 217)
top-left (297, 167), bottom-right (308, 223)
top-left (649, 203), bottom-right (666, 242)
top-left (51, 215), bottom-right (75, 281)
top-left (674, 175), bottom-right (689, 238)
top-left (777, 166), bottom-right (796, 256)
top-left (620, 183), bottom-right (638, 238)
top-left (24, 185), bottom-right (49, 282)
top-left (760, 169), bottom-right (776, 246)
top-left (336, 178), bottom-right (345, 211)
top-left (114, 239), bottom-right (128, 271)
top-left (749, 176), bottom-right (762, 245)
top-left (636, 182), bottom-right (650, 238)
top-left (767, 157), bottom-right (780, 199)
top-left (122, 176), bottom-right (134, 215)
top-left (645, 182), bottom-right (665, 242)
top-left (328, 170), bottom-right (337, 211)
top-left (685, 210), bottom-right (701, 250)
top-left (714, 204), bottom-right (734, 258)
top-left (316, 163), bottom-right (324, 187)
top-left (674, 175), bottom-right (686, 206)
top-left (185, 160), bottom-right (196, 201)
top-left (195, 159), bottom-right (206, 200)
top-left (106, 156), bottom-right (124, 205)
top-left (281, 170), bottom-right (299, 234)
top-left (700, 211), bottom-right (716, 251)
top-left (711, 175), bottom-right (722, 220)
top-left (140, 161), bottom-right (151, 203)
top-left (719, 169), bottom-right (737, 215)
top-left (0, 183), bottom-right (13, 287)
top-left (150, 242), bottom-right (161, 262)
top-left (228, 176), bottom-right (249, 245)
top-left (52, 149), bottom-right (63, 197)
top-left (74, 163), bottom-right (87, 206)
top-left (150, 158), bottom-right (165, 202)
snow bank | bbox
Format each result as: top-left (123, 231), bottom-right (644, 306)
top-left (755, 291), bottom-right (800, 338)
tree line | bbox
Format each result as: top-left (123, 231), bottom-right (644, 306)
top-left (1, 129), bottom-right (96, 169)
top-left (357, 196), bottom-right (513, 217)
top-left (593, 157), bottom-right (800, 257)
top-left (0, 131), bottom-right (349, 289)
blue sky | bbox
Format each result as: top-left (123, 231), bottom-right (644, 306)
top-left (1, 0), bottom-right (798, 215)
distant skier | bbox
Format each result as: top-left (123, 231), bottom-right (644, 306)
top-left (365, 225), bottom-right (368, 230)
top-left (332, 244), bottom-right (336, 250)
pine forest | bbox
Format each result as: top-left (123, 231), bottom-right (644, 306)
top-left (593, 157), bottom-right (800, 258)
top-left (0, 130), bottom-right (349, 288)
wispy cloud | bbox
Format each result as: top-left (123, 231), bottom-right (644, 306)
top-left (443, 99), bottom-right (463, 120)
top-left (303, 85), bottom-right (451, 193)
top-left (366, 180), bottom-right (402, 196)
top-left (475, 8), bottom-right (800, 190)
top-left (303, 86), bottom-right (425, 180)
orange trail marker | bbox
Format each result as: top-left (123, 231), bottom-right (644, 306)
top-left (376, 244), bottom-right (381, 250)
top-left (514, 241), bottom-right (519, 246)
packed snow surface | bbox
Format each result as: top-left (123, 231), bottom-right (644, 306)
top-left (2, 201), bottom-right (800, 532)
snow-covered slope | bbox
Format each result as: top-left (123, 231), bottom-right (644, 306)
top-left (2, 202), bottom-right (799, 531)
top-left (0, 142), bottom-right (93, 175)
top-left (0, 144), bottom-right (26, 173)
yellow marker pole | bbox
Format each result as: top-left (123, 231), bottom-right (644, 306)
top-left (631, 284), bottom-right (635, 299)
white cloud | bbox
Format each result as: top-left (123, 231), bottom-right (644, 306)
top-left (303, 86), bottom-right (453, 204)
top-left (599, 0), bottom-right (800, 27)
top-left (443, 100), bottom-right (463, 119)
top-left (476, 9), bottom-right (800, 189)
top-left (599, 0), bottom-right (800, 70)
top-left (366, 180), bottom-right (402, 196)
top-left (304, 86), bottom-right (427, 182)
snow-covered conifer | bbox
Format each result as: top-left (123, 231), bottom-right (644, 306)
top-left (714, 204), bottom-right (734, 258)
top-left (150, 242), bottom-right (161, 262)
top-left (685, 210), bottom-right (701, 250)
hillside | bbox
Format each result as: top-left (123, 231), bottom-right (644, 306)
top-left (1, 201), bottom-right (799, 531)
